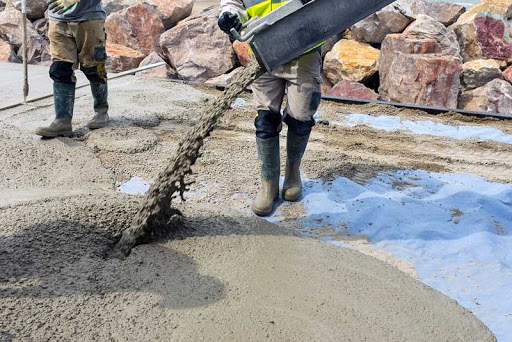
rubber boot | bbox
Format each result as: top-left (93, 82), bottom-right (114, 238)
top-left (35, 82), bottom-right (75, 138)
top-left (252, 136), bottom-right (280, 216)
top-left (88, 82), bottom-right (109, 129)
top-left (283, 130), bottom-right (310, 202)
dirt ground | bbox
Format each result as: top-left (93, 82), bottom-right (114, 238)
top-left (0, 75), bottom-right (506, 341)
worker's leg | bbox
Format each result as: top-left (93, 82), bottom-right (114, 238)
top-left (250, 73), bottom-right (286, 216)
top-left (76, 20), bottom-right (109, 129)
top-left (35, 21), bottom-right (78, 138)
top-left (282, 50), bottom-right (323, 201)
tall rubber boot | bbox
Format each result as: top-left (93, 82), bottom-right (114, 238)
top-left (252, 136), bottom-right (280, 216)
top-left (35, 82), bottom-right (75, 138)
top-left (283, 130), bottom-right (310, 202)
top-left (88, 82), bottom-right (109, 129)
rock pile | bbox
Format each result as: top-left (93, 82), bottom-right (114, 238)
top-left (1, 0), bottom-right (511, 114)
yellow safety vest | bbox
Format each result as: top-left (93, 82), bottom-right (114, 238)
top-left (242, 0), bottom-right (324, 52)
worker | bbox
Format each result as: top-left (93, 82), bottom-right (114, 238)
top-left (35, 0), bottom-right (109, 138)
top-left (218, 1), bottom-right (323, 216)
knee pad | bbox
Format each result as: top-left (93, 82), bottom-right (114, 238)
top-left (255, 110), bottom-right (282, 139)
top-left (81, 64), bottom-right (107, 84)
top-left (284, 115), bottom-right (314, 136)
top-left (49, 61), bottom-right (74, 84)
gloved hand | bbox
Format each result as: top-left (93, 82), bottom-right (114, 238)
top-left (47, 0), bottom-right (81, 14)
top-left (218, 12), bottom-right (242, 36)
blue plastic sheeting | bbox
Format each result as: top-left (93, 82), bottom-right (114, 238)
top-left (335, 113), bottom-right (512, 144)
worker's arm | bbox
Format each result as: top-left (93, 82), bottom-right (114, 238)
top-left (219, 0), bottom-right (248, 23)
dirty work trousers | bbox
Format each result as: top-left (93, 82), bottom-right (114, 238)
top-left (251, 49), bottom-right (323, 138)
top-left (48, 19), bottom-right (107, 84)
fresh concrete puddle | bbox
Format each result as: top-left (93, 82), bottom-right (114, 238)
top-left (266, 169), bottom-right (512, 342)
top-left (333, 113), bottom-right (512, 144)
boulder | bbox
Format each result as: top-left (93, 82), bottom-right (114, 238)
top-left (328, 80), bottom-right (379, 101)
top-left (232, 40), bottom-right (252, 67)
top-left (323, 39), bottom-right (380, 84)
top-left (106, 42), bottom-right (145, 73)
top-left (458, 78), bottom-right (512, 115)
top-left (379, 15), bottom-right (462, 108)
top-left (160, 8), bottom-right (236, 82)
top-left (4, 0), bottom-right (47, 20)
top-left (105, 3), bottom-right (164, 56)
top-left (460, 59), bottom-right (503, 90)
top-left (411, 1), bottom-right (465, 26)
top-left (102, 0), bottom-right (129, 15)
top-left (321, 33), bottom-right (343, 58)
top-left (205, 67), bottom-right (243, 87)
top-left (321, 73), bottom-right (333, 94)
top-left (503, 65), bottom-right (512, 83)
top-left (32, 17), bottom-right (48, 39)
top-left (143, 0), bottom-right (194, 29)
top-left (351, 5), bottom-right (411, 44)
top-left (135, 51), bottom-right (177, 79)
top-left (0, 37), bottom-right (17, 61)
top-left (0, 9), bottom-right (50, 64)
top-left (452, 1), bottom-right (512, 62)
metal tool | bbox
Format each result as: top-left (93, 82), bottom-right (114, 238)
top-left (231, 0), bottom-right (396, 72)
top-left (21, 0), bottom-right (29, 104)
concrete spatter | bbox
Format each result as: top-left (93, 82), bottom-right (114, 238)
top-left (0, 197), bottom-right (496, 341)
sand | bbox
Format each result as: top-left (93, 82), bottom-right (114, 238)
top-left (0, 73), bottom-right (505, 341)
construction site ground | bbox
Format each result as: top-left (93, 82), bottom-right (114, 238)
top-left (0, 63), bottom-right (510, 341)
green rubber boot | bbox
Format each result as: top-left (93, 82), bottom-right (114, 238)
top-left (252, 136), bottom-right (280, 216)
top-left (283, 130), bottom-right (310, 202)
top-left (35, 82), bottom-right (75, 138)
top-left (88, 82), bottom-right (109, 129)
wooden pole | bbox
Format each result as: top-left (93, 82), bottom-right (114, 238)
top-left (21, 0), bottom-right (28, 104)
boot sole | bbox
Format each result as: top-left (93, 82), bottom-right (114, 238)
top-left (88, 122), bottom-right (108, 130)
top-left (34, 130), bottom-right (72, 138)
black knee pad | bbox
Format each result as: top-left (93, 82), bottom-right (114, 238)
top-left (81, 64), bottom-right (107, 84)
top-left (284, 115), bottom-right (314, 136)
top-left (255, 110), bottom-right (282, 139)
top-left (49, 61), bottom-right (74, 84)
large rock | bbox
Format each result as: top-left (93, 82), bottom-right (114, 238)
top-left (452, 1), bottom-right (512, 62)
top-left (102, 0), bottom-right (129, 15)
top-left (0, 9), bottom-right (50, 64)
top-left (105, 3), bottom-right (164, 56)
top-left (160, 8), bottom-right (236, 82)
top-left (328, 80), bottom-right (378, 101)
top-left (411, 1), bottom-right (465, 26)
top-left (351, 5), bottom-right (411, 44)
top-left (4, 0), bottom-right (47, 20)
top-left (458, 78), bottom-right (512, 115)
top-left (143, 0), bottom-right (194, 29)
top-left (503, 65), bottom-right (512, 83)
top-left (379, 15), bottom-right (462, 108)
top-left (106, 42), bottom-right (145, 73)
top-left (205, 67), bottom-right (243, 87)
top-left (232, 40), bottom-right (252, 67)
top-left (135, 51), bottom-right (177, 79)
top-left (460, 59), bottom-right (503, 90)
top-left (0, 37), bottom-right (17, 61)
top-left (323, 39), bottom-right (380, 84)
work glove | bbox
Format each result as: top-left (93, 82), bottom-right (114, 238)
top-left (218, 12), bottom-right (242, 36)
top-left (47, 0), bottom-right (81, 14)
